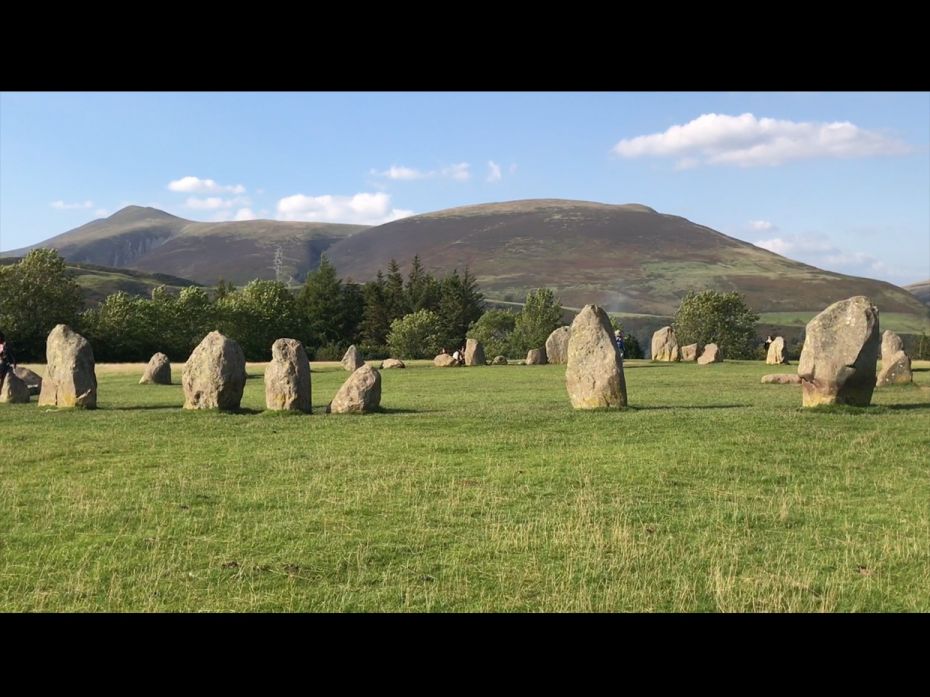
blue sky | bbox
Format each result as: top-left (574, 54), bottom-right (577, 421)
top-left (1, 91), bottom-right (927, 285)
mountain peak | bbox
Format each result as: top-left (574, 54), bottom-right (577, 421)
top-left (107, 205), bottom-right (185, 223)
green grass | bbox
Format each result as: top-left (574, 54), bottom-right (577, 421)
top-left (2, 359), bottom-right (929, 612)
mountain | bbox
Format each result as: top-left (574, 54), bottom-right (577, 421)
top-left (0, 257), bottom-right (199, 306)
top-left (904, 279), bottom-right (930, 307)
top-left (326, 199), bottom-right (929, 324)
top-left (2, 206), bottom-right (367, 285)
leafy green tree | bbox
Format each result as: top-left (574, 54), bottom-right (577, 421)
top-left (218, 280), bottom-right (300, 360)
top-left (510, 288), bottom-right (562, 354)
top-left (0, 249), bottom-right (83, 360)
top-left (437, 267), bottom-right (484, 349)
top-left (81, 291), bottom-right (156, 361)
top-left (387, 310), bottom-right (446, 359)
top-left (915, 332), bottom-right (930, 360)
top-left (467, 309), bottom-right (517, 358)
top-left (672, 290), bottom-right (760, 359)
top-left (171, 286), bottom-right (216, 357)
top-left (214, 279), bottom-right (236, 301)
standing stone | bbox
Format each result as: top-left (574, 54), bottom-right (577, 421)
top-left (140, 352), bottom-right (172, 384)
top-left (182, 331), bottom-right (246, 411)
top-left (0, 372), bottom-right (30, 403)
top-left (492, 355), bottom-right (508, 365)
top-left (328, 364), bottom-right (381, 413)
top-left (341, 345), bottom-right (364, 371)
top-left (565, 304), bottom-right (627, 409)
top-left (264, 338), bottom-right (311, 412)
top-left (464, 339), bottom-right (486, 367)
top-left (761, 374), bottom-right (801, 384)
top-left (526, 348), bottom-right (547, 365)
top-left (434, 354), bottom-right (458, 367)
top-left (766, 336), bottom-right (788, 365)
top-left (681, 344), bottom-right (699, 362)
top-left (37, 324), bottom-right (97, 409)
top-left (798, 296), bottom-right (879, 407)
top-left (381, 358), bottom-right (405, 369)
top-left (12, 366), bottom-right (42, 396)
top-left (545, 326), bottom-right (571, 365)
top-left (877, 329), bottom-right (912, 386)
top-left (697, 343), bottom-right (723, 364)
top-left (651, 326), bottom-right (680, 361)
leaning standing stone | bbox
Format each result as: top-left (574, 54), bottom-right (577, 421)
top-left (526, 348), bottom-right (547, 365)
top-left (565, 304), bottom-right (627, 409)
top-left (140, 352), bottom-right (172, 384)
top-left (182, 331), bottom-right (246, 411)
top-left (798, 296), bottom-right (879, 407)
top-left (680, 344), bottom-right (699, 362)
top-left (0, 372), bottom-right (30, 403)
top-left (264, 338), bottom-right (311, 412)
top-left (464, 339), bottom-right (486, 366)
top-left (341, 345), bottom-right (364, 371)
top-left (766, 336), bottom-right (788, 365)
top-left (651, 326), bottom-right (680, 361)
top-left (697, 343), bottom-right (722, 364)
top-left (37, 324), bottom-right (97, 409)
top-left (545, 326), bottom-right (571, 364)
top-left (328, 364), bottom-right (381, 414)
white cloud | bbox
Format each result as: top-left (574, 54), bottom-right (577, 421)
top-left (755, 232), bottom-right (906, 280)
top-left (51, 200), bottom-right (93, 210)
top-left (168, 176), bottom-right (246, 194)
top-left (486, 160), bottom-right (502, 183)
top-left (184, 196), bottom-right (250, 210)
top-left (276, 192), bottom-right (413, 225)
top-left (373, 162), bottom-right (471, 182)
top-left (233, 208), bottom-right (256, 221)
top-left (749, 219), bottom-right (776, 232)
top-left (612, 113), bottom-right (912, 168)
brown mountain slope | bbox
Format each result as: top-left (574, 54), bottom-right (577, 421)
top-left (3, 206), bottom-right (368, 285)
top-left (904, 279), bottom-right (930, 307)
top-left (326, 199), bottom-right (929, 320)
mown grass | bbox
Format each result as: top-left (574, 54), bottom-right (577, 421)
top-left (1, 359), bottom-right (928, 612)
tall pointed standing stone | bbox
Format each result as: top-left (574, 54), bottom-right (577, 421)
top-left (565, 304), bottom-right (627, 409)
top-left (341, 344), bottom-right (364, 371)
top-left (264, 338), bottom-right (311, 412)
top-left (464, 338), bottom-right (486, 366)
top-left (182, 331), bottom-right (247, 410)
top-left (37, 324), bottom-right (97, 409)
top-left (651, 326), bottom-right (680, 361)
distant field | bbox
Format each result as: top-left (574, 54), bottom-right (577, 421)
top-left (2, 359), bottom-right (928, 612)
top-left (759, 311), bottom-right (930, 335)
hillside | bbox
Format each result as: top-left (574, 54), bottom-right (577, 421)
top-left (327, 199), bottom-right (929, 324)
top-left (905, 279), bottom-right (930, 307)
top-left (2, 206), bottom-right (368, 285)
top-left (0, 257), bottom-right (200, 306)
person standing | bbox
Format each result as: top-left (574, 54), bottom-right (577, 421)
top-left (614, 330), bottom-right (625, 358)
top-left (0, 332), bottom-right (15, 392)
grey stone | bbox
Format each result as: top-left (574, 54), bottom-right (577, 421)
top-left (545, 326), bottom-right (571, 365)
top-left (12, 366), bottom-right (42, 396)
top-left (565, 304), bottom-right (627, 409)
top-left (341, 345), bottom-right (364, 371)
top-left (526, 348), bottom-right (547, 365)
top-left (0, 372), bottom-right (30, 403)
top-left (140, 352), bottom-right (172, 384)
top-left (182, 331), bottom-right (247, 411)
top-left (766, 336), bottom-right (788, 365)
top-left (434, 354), bottom-right (458, 367)
top-left (264, 338), bottom-right (311, 412)
top-left (37, 324), bottom-right (97, 409)
top-left (651, 326), bottom-right (680, 361)
top-left (381, 358), bottom-right (405, 369)
top-left (681, 344), bottom-right (699, 362)
top-left (492, 355), bottom-right (508, 365)
top-left (464, 339), bottom-right (486, 366)
top-left (761, 373), bottom-right (801, 384)
top-left (697, 343), bottom-right (722, 364)
top-left (328, 364), bottom-right (381, 414)
top-left (877, 350), bottom-right (912, 386)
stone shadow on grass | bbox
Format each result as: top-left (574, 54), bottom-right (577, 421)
top-left (627, 404), bottom-right (751, 411)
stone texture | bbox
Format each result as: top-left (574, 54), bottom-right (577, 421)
top-left (761, 373), bottom-right (801, 384)
top-left (0, 372), bottom-right (30, 403)
top-left (434, 354), bottom-right (458, 367)
top-left (798, 296), bottom-right (880, 407)
top-left (651, 326), bottom-right (680, 362)
top-left (182, 331), bottom-right (246, 411)
top-left (464, 339), bottom-right (486, 367)
top-left (492, 355), bottom-right (508, 365)
top-left (680, 344), bottom-right (699, 362)
top-left (697, 343), bottom-right (722, 365)
top-left (341, 345), bottom-right (364, 371)
top-left (565, 304), bottom-right (627, 409)
top-left (140, 352), bottom-right (172, 384)
top-left (877, 350), bottom-right (912, 386)
top-left (381, 358), bottom-right (405, 369)
top-left (766, 336), bottom-right (788, 365)
top-left (545, 326), bottom-right (571, 365)
top-left (37, 324), bottom-right (97, 409)
top-left (264, 338), bottom-right (311, 412)
top-left (12, 366), bottom-right (42, 396)
top-left (526, 348), bottom-right (547, 365)
top-left (881, 330), bottom-right (903, 359)
top-left (327, 364), bottom-right (381, 414)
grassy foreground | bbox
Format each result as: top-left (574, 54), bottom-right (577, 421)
top-left (2, 359), bottom-right (929, 612)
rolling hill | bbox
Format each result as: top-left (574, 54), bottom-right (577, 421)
top-left (326, 199), bottom-right (929, 326)
top-left (2, 206), bottom-right (368, 285)
top-left (905, 279), bottom-right (930, 307)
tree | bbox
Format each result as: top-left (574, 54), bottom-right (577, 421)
top-left (607, 315), bottom-right (644, 359)
top-left (383, 259), bottom-right (407, 321)
top-left (387, 310), bottom-right (446, 359)
top-left (510, 288), bottom-right (562, 355)
top-left (360, 272), bottom-right (391, 350)
top-left (405, 255), bottom-right (440, 313)
top-left (218, 280), bottom-right (300, 360)
top-left (437, 267), bottom-right (485, 349)
top-left (81, 291), bottom-right (156, 362)
top-left (0, 249), bottom-right (83, 360)
top-left (672, 290), bottom-right (759, 359)
top-left (467, 309), bottom-right (517, 358)
top-left (297, 255), bottom-right (345, 353)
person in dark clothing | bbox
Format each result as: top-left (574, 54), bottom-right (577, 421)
top-left (614, 330), bottom-right (625, 358)
top-left (0, 331), bottom-right (16, 392)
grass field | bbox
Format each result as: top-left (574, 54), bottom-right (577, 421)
top-left (2, 359), bottom-right (929, 612)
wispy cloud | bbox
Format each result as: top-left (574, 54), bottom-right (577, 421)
top-left (276, 192), bottom-right (413, 225)
top-left (168, 176), bottom-right (246, 194)
top-left (373, 162), bottom-right (471, 182)
top-left (486, 160), bottom-right (502, 183)
top-left (748, 219), bottom-right (776, 232)
top-left (184, 196), bottom-right (251, 211)
top-left (51, 200), bottom-right (93, 210)
top-left (613, 113), bottom-right (912, 168)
